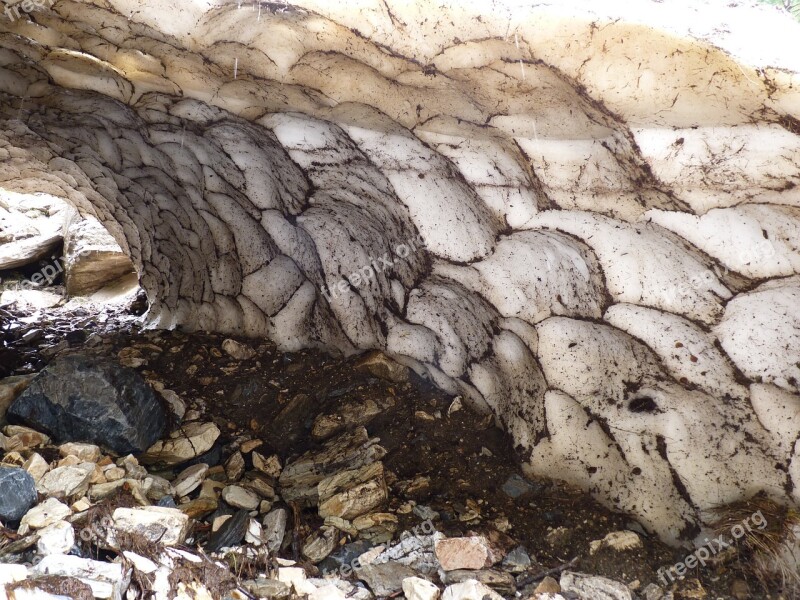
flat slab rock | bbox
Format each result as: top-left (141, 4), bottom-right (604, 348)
top-left (8, 354), bottom-right (166, 455)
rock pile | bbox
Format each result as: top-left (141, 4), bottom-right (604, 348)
top-left (0, 335), bottom-right (688, 599)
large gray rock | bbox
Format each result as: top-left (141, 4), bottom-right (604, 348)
top-left (0, 466), bottom-right (37, 522)
top-left (8, 354), bottom-right (166, 454)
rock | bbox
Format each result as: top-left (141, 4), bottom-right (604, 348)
top-left (172, 463), bottom-right (208, 497)
top-left (221, 485), bottom-right (260, 510)
top-left (354, 351), bottom-right (409, 383)
top-left (560, 571), bottom-right (633, 600)
top-left (31, 555), bottom-right (127, 600)
top-left (252, 452), bottom-right (282, 478)
top-left (502, 545), bottom-right (531, 573)
top-left (37, 463), bottom-right (95, 499)
top-left (434, 537), bottom-right (495, 571)
top-left (22, 452), bottom-right (50, 482)
top-left (403, 576), bottom-right (441, 600)
top-left (355, 561), bottom-right (418, 596)
top-left (179, 496), bottom-right (218, 519)
top-left (441, 580), bottom-right (504, 600)
top-left (0, 563), bottom-right (28, 592)
top-left (63, 215), bottom-right (136, 296)
top-left (221, 339), bottom-right (256, 361)
top-left (303, 526), bottom-right (338, 563)
top-left (589, 530), bottom-right (643, 554)
top-left (352, 512), bottom-right (398, 543)
top-left (6, 577), bottom-right (95, 600)
top-left (206, 509), bottom-right (250, 552)
top-left (111, 506), bottom-right (190, 547)
top-left (501, 474), bottom-right (540, 499)
top-left (244, 578), bottom-right (291, 599)
top-left (141, 422), bottom-right (220, 465)
top-left (442, 569), bottom-right (515, 595)
top-left (277, 567), bottom-right (316, 595)
top-left (642, 583), bottom-right (666, 600)
top-left (262, 508), bottom-right (288, 552)
top-left (159, 390), bottom-right (186, 422)
top-left (7, 354), bottom-right (166, 454)
top-left (59, 443), bottom-right (102, 463)
top-left (245, 518), bottom-right (263, 545)
top-left (224, 451), bottom-right (245, 481)
top-left (18, 497), bottom-right (72, 535)
top-left (2, 425), bottom-right (50, 451)
top-left (0, 466), bottom-right (37, 522)
top-left (535, 576), bottom-right (561, 594)
top-left (371, 531), bottom-right (442, 576)
top-left (0, 375), bottom-right (35, 420)
top-left (36, 520), bottom-right (75, 555)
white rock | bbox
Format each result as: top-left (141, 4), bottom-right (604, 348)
top-left (18, 497), bottom-right (71, 535)
top-left (141, 422), bottom-right (220, 465)
top-left (589, 531), bottom-right (643, 555)
top-left (560, 571), bottom-right (633, 600)
top-left (36, 520), bottom-right (75, 555)
top-left (222, 338), bottom-right (256, 360)
top-left (403, 576), bottom-right (441, 600)
top-left (222, 485), bottom-right (260, 510)
top-left (277, 566), bottom-right (316, 595)
top-left (36, 463), bottom-right (95, 498)
top-left (31, 554), bottom-right (128, 600)
top-left (111, 506), bottom-right (190, 547)
top-left (59, 442), bottom-right (102, 462)
top-left (122, 551), bottom-right (158, 574)
top-left (172, 463), bottom-right (208, 498)
top-left (441, 580), bottom-right (503, 600)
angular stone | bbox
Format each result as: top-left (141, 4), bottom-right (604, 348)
top-left (179, 496), bottom-right (218, 519)
top-left (205, 509), bottom-right (250, 552)
top-left (224, 451), bottom-right (245, 481)
top-left (19, 497), bottom-right (72, 535)
top-left (403, 577), bottom-right (440, 600)
top-left (0, 466), bottom-right (37, 522)
top-left (221, 339), bottom-right (256, 361)
top-left (172, 463), bottom-right (208, 498)
top-left (222, 485), bottom-right (260, 510)
top-left (37, 520), bottom-right (75, 555)
top-left (37, 463), bottom-right (95, 499)
top-left (31, 555), bottom-right (127, 600)
top-left (63, 215), bottom-right (136, 296)
top-left (434, 537), bottom-right (494, 571)
top-left (355, 562), bottom-right (418, 597)
top-left (244, 578), bottom-right (291, 599)
top-left (441, 569), bottom-right (515, 594)
top-left (302, 526), bottom-right (338, 563)
top-left (354, 351), bottom-right (410, 383)
top-left (262, 507), bottom-right (288, 553)
top-left (111, 506), bottom-right (190, 547)
top-left (589, 531), bottom-right (643, 555)
top-left (560, 571), bottom-right (633, 600)
top-left (58, 443), bottom-right (102, 463)
top-left (441, 580), bottom-right (504, 600)
top-left (22, 452), bottom-right (50, 482)
top-left (140, 422), bottom-right (220, 466)
top-left (535, 576), bottom-right (562, 594)
top-left (252, 452), bottom-right (282, 478)
top-left (8, 354), bottom-right (166, 454)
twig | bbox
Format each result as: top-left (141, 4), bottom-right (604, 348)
top-left (516, 556), bottom-right (580, 587)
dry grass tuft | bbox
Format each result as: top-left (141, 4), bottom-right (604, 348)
top-left (709, 493), bottom-right (800, 594)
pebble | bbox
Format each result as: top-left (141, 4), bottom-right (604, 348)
top-left (111, 506), bottom-right (190, 547)
top-left (58, 442), bottom-right (101, 462)
top-left (403, 576), bottom-right (441, 600)
top-left (141, 422), bottom-right (220, 465)
top-left (222, 485), bottom-right (260, 510)
top-left (560, 571), bottom-right (633, 600)
top-left (172, 463), bottom-right (208, 497)
top-left (441, 580), bottom-right (504, 600)
top-left (18, 497), bottom-right (72, 535)
top-left (22, 453), bottom-right (50, 482)
top-left (36, 520), bottom-right (75, 555)
top-left (434, 536), bottom-right (495, 571)
top-left (222, 339), bottom-right (256, 360)
top-left (589, 530), bottom-right (643, 554)
top-left (36, 463), bottom-right (95, 499)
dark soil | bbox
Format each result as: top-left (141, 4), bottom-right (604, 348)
top-left (0, 301), bottom-right (790, 599)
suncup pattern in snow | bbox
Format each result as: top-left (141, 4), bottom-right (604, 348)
top-left (0, 0), bottom-right (799, 545)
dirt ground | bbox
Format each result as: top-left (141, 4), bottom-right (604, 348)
top-left (0, 300), bottom-right (792, 599)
